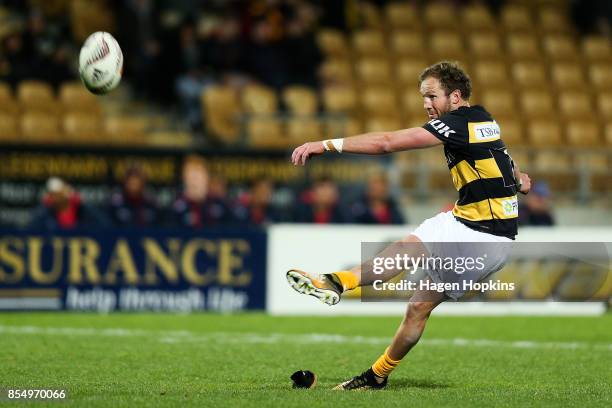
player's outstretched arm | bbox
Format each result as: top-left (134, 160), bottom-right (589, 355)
top-left (291, 127), bottom-right (442, 166)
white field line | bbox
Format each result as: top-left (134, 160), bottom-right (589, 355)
top-left (0, 325), bottom-right (610, 351)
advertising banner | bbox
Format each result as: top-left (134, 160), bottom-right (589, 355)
top-left (267, 225), bottom-right (611, 315)
top-left (0, 145), bottom-right (388, 228)
top-left (0, 228), bottom-right (267, 312)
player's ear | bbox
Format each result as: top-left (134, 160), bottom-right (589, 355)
top-left (450, 89), bottom-right (462, 104)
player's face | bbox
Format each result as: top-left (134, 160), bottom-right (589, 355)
top-left (420, 76), bottom-right (451, 119)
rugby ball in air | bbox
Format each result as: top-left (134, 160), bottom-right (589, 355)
top-left (79, 31), bottom-right (123, 94)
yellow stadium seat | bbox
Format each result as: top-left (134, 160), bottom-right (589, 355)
top-left (508, 150), bottom-right (530, 169)
top-left (322, 85), bottom-right (358, 114)
top-left (606, 123), bottom-right (612, 145)
top-left (17, 80), bottom-right (58, 114)
top-left (481, 89), bottom-right (516, 117)
top-left (282, 86), bottom-right (318, 115)
top-left (429, 31), bottom-right (465, 60)
top-left (527, 119), bottom-right (563, 146)
top-left (70, 0), bottom-right (115, 43)
top-left (473, 61), bottom-right (510, 86)
top-left (574, 151), bottom-right (609, 172)
top-left (390, 31), bottom-right (425, 58)
top-left (316, 29), bottom-right (350, 58)
top-left (21, 112), bottom-right (63, 143)
top-left (501, 4), bottom-right (534, 32)
top-left (512, 61), bottom-right (547, 88)
top-left (423, 3), bottom-right (456, 27)
top-left (0, 82), bottom-right (12, 102)
top-left (542, 35), bottom-right (578, 61)
top-left (581, 36), bottom-right (611, 62)
top-left (201, 85), bottom-right (241, 143)
top-left (59, 81), bottom-right (102, 115)
top-left (565, 119), bottom-right (601, 147)
top-left (384, 2), bottom-right (420, 29)
top-left (242, 84), bottom-right (278, 114)
top-left (550, 63), bottom-right (585, 89)
top-left (247, 118), bottom-right (287, 149)
top-left (557, 264), bottom-right (608, 301)
top-left (0, 82), bottom-right (19, 115)
top-left (597, 93), bottom-right (612, 119)
top-left (405, 114), bottom-right (428, 129)
top-left (588, 64), bottom-right (612, 89)
top-left (365, 116), bottom-right (402, 133)
top-left (521, 261), bottom-right (567, 300)
top-left (461, 4), bottom-right (495, 30)
top-left (359, 1), bottom-right (384, 29)
top-left (401, 90), bottom-right (425, 115)
top-left (496, 116), bottom-right (525, 146)
top-left (104, 117), bottom-right (147, 145)
top-left (63, 112), bottom-right (104, 142)
top-left (325, 116), bottom-right (362, 139)
top-left (558, 91), bottom-right (592, 119)
top-left (537, 7), bottom-right (572, 34)
top-left (361, 86), bottom-right (399, 116)
top-left (397, 58), bottom-right (428, 89)
top-left (589, 263), bottom-right (612, 300)
top-left (420, 144), bottom-right (446, 167)
top-left (352, 30), bottom-right (386, 58)
top-left (467, 33), bottom-right (503, 58)
top-left (0, 113), bottom-right (20, 141)
top-left (286, 117), bottom-right (323, 144)
top-left (485, 262), bottom-right (522, 300)
top-left (319, 58), bottom-right (354, 85)
top-left (355, 58), bottom-right (392, 86)
top-left (519, 90), bottom-right (555, 118)
top-left (507, 33), bottom-right (540, 60)
top-left (532, 151), bottom-right (572, 173)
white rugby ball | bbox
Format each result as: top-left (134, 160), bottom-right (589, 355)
top-left (79, 32), bottom-right (123, 94)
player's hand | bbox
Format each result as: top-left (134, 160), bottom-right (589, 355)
top-left (291, 142), bottom-right (324, 166)
top-left (519, 172), bottom-right (531, 194)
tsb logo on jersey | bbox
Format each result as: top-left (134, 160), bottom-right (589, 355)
top-left (502, 197), bottom-right (518, 217)
top-left (473, 122), bottom-right (501, 141)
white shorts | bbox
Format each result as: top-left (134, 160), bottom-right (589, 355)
top-left (411, 211), bottom-right (513, 300)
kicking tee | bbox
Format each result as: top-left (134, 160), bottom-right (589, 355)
top-left (423, 105), bottom-right (519, 239)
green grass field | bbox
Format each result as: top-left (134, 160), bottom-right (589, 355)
top-left (1, 312), bottom-right (611, 407)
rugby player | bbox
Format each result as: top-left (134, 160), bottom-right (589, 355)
top-left (286, 61), bottom-right (531, 390)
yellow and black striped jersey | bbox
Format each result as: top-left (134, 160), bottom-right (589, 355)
top-left (423, 105), bottom-right (518, 239)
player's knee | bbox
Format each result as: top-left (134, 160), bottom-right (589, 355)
top-left (405, 301), bottom-right (434, 321)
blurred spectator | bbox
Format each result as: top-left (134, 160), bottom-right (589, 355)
top-left (519, 182), bottom-right (555, 226)
top-left (349, 171), bottom-right (405, 224)
top-left (244, 0), bottom-right (321, 89)
top-left (208, 174), bottom-right (229, 201)
top-left (571, 0), bottom-right (612, 36)
top-left (109, 164), bottom-right (159, 227)
top-left (170, 155), bottom-right (233, 228)
top-left (1, 30), bottom-right (32, 87)
top-left (174, 20), bottom-right (215, 130)
top-left (283, 1), bottom-right (322, 87)
top-left (41, 42), bottom-right (74, 89)
top-left (295, 177), bottom-right (345, 223)
top-left (234, 178), bottom-right (283, 225)
top-left (118, 0), bottom-right (169, 101)
top-left (30, 177), bottom-right (110, 230)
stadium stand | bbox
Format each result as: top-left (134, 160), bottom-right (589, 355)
top-left (0, 0), bottom-right (610, 216)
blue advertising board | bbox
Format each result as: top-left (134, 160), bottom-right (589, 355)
top-left (0, 228), bottom-right (267, 312)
